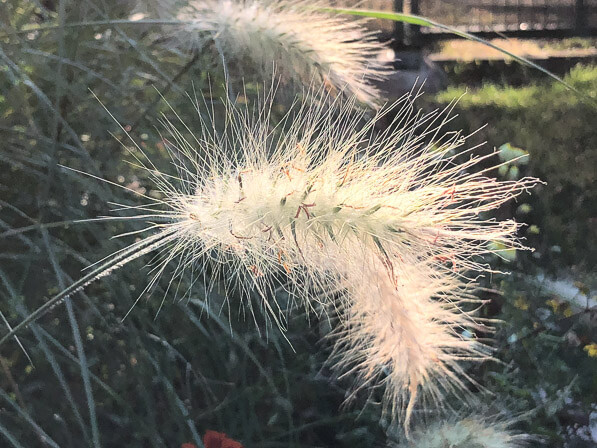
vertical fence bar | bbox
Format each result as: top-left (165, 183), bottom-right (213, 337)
top-left (408, 0), bottom-right (422, 46)
top-left (392, 0), bottom-right (423, 70)
top-left (576, 0), bottom-right (587, 32)
top-left (393, 0), bottom-right (405, 49)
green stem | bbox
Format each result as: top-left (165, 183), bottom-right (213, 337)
top-left (0, 229), bottom-right (175, 348)
top-left (323, 8), bottom-right (596, 105)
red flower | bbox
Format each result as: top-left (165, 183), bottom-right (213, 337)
top-left (203, 430), bottom-right (243, 448)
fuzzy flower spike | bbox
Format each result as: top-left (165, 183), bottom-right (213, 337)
top-left (402, 415), bottom-right (529, 447)
top-left (143, 0), bottom-right (390, 106)
top-left (2, 87), bottom-right (538, 428)
top-left (108, 87), bottom-right (535, 419)
top-left (330, 258), bottom-right (492, 427)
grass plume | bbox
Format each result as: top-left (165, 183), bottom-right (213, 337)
top-left (401, 415), bottom-right (529, 447)
top-left (1, 87), bottom-right (538, 428)
top-left (141, 0), bottom-right (390, 105)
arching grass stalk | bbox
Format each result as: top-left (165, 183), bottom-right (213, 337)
top-left (0, 229), bottom-right (177, 348)
top-left (322, 6), bottom-right (593, 104)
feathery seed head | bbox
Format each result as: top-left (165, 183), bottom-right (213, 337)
top-left (149, 0), bottom-right (390, 105)
top-left (331, 259), bottom-right (491, 427)
top-left (105, 88), bottom-right (538, 425)
top-left (404, 416), bottom-right (529, 447)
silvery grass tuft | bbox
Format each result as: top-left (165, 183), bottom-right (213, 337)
top-left (331, 260), bottom-right (491, 426)
top-left (400, 416), bottom-right (529, 447)
top-left (137, 0), bottom-right (389, 105)
top-left (98, 87), bottom-right (535, 419)
top-left (3, 87), bottom-right (538, 429)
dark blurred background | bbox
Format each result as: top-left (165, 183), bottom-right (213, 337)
top-left (0, 1), bottom-right (595, 447)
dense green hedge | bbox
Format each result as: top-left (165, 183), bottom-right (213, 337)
top-left (434, 65), bottom-right (597, 271)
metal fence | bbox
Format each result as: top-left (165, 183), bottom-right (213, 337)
top-left (332, 0), bottom-right (597, 43)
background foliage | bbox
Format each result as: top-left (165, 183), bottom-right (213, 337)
top-left (430, 64), bottom-right (597, 447)
top-left (0, 1), bottom-right (595, 447)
